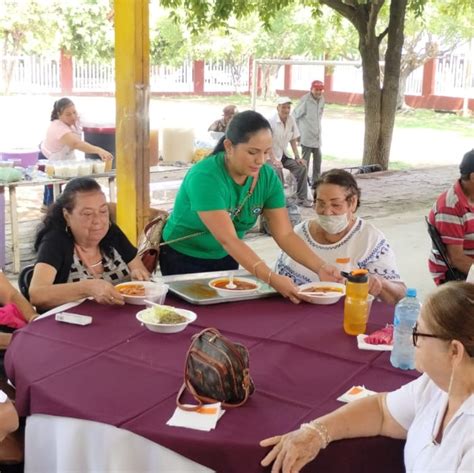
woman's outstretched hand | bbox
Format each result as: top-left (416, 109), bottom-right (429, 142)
top-left (260, 427), bottom-right (322, 473)
top-left (269, 273), bottom-right (302, 304)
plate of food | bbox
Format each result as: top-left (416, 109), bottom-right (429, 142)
top-left (208, 277), bottom-right (261, 297)
top-left (115, 281), bottom-right (168, 305)
top-left (136, 305), bottom-right (197, 333)
top-left (297, 281), bottom-right (346, 305)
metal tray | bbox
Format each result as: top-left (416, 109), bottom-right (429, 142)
top-left (161, 270), bottom-right (277, 305)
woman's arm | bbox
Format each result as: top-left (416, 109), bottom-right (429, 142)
top-left (60, 132), bottom-right (113, 161)
top-left (0, 400), bottom-right (19, 442)
top-left (369, 276), bottom-right (406, 305)
top-left (260, 393), bottom-right (407, 473)
top-left (264, 208), bottom-right (341, 282)
top-left (198, 210), bottom-right (303, 303)
top-left (0, 272), bottom-right (37, 322)
top-left (127, 255), bottom-right (150, 281)
top-left (29, 263), bottom-right (123, 310)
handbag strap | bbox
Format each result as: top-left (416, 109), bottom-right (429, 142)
top-left (161, 172), bottom-right (259, 248)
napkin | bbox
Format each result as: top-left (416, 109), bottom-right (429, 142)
top-left (357, 334), bottom-right (393, 351)
top-left (167, 403), bottom-right (225, 431)
top-left (337, 385), bottom-right (377, 403)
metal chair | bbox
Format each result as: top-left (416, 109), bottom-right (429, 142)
top-left (17, 264), bottom-right (35, 301)
top-left (425, 217), bottom-right (466, 282)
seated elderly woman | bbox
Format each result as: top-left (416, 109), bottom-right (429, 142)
top-left (275, 169), bottom-right (406, 304)
top-left (261, 281), bottom-right (474, 473)
top-left (29, 177), bottom-right (150, 311)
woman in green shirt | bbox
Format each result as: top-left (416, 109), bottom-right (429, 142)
top-left (160, 110), bottom-right (340, 303)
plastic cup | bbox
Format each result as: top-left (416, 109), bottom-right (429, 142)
top-left (145, 284), bottom-right (169, 306)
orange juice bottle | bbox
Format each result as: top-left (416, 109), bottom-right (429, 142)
top-left (343, 269), bottom-right (369, 335)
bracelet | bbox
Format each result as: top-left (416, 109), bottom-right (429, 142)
top-left (300, 421), bottom-right (331, 449)
top-left (267, 271), bottom-right (273, 285)
top-left (252, 260), bottom-right (265, 276)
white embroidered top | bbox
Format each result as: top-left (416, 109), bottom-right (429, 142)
top-left (275, 217), bottom-right (402, 284)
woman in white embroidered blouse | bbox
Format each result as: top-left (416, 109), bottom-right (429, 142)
top-left (260, 281), bottom-right (474, 473)
top-left (275, 168), bottom-right (406, 304)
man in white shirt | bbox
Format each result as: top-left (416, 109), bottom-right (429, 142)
top-left (268, 97), bottom-right (312, 207)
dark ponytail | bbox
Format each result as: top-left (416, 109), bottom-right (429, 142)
top-left (50, 97), bottom-right (74, 121)
top-left (211, 110), bottom-right (272, 154)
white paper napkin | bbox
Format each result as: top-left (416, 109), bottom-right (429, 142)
top-left (167, 403), bottom-right (225, 431)
top-left (357, 334), bottom-right (393, 351)
top-left (337, 385), bottom-right (377, 403)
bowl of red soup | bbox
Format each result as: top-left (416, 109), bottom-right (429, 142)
top-left (297, 281), bottom-right (346, 305)
top-left (208, 277), bottom-right (260, 297)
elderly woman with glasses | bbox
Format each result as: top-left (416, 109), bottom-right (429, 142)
top-left (261, 281), bottom-right (474, 473)
top-left (275, 168), bottom-right (406, 304)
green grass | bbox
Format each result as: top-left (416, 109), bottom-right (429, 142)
top-left (394, 108), bottom-right (473, 135)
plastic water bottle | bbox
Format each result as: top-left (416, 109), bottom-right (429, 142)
top-left (390, 288), bottom-right (421, 370)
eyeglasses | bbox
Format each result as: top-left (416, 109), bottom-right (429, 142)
top-left (412, 322), bottom-right (448, 347)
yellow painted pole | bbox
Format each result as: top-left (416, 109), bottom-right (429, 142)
top-left (114, 0), bottom-right (150, 244)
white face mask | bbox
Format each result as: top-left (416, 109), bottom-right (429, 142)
top-left (317, 213), bottom-right (349, 234)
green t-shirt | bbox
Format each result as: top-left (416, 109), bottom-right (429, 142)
top-left (163, 152), bottom-right (285, 259)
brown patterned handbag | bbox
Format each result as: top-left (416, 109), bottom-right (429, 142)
top-left (177, 328), bottom-right (255, 410)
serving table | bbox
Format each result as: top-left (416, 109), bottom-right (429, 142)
top-left (5, 294), bottom-right (418, 472)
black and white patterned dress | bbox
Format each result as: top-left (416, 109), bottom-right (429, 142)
top-left (67, 248), bottom-right (131, 284)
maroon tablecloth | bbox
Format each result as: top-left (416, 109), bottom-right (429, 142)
top-left (6, 296), bottom-right (418, 473)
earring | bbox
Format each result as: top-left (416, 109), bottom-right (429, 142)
top-left (65, 225), bottom-right (70, 234)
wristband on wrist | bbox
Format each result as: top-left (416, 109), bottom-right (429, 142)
top-left (267, 271), bottom-right (272, 285)
top-left (300, 421), bottom-right (331, 448)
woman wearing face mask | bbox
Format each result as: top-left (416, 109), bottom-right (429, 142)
top-left (275, 168), bottom-right (406, 304)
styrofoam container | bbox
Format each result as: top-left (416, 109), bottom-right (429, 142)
top-left (115, 281), bottom-right (169, 305)
top-left (298, 281), bottom-right (346, 305)
top-left (136, 307), bottom-right (196, 333)
top-left (208, 277), bottom-right (260, 297)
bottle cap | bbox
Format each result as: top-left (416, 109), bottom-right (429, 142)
top-left (343, 269), bottom-right (368, 283)
top-left (406, 288), bottom-right (417, 297)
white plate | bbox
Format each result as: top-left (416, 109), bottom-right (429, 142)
top-left (115, 281), bottom-right (168, 305)
top-left (208, 277), bottom-right (260, 297)
top-left (298, 281), bottom-right (346, 305)
top-left (136, 307), bottom-right (197, 334)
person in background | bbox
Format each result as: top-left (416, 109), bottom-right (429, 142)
top-left (261, 281), bottom-right (474, 473)
top-left (293, 80), bottom-right (325, 185)
top-left (208, 105), bottom-right (238, 133)
top-left (276, 169), bottom-right (405, 304)
top-left (268, 97), bottom-right (312, 208)
top-left (159, 110), bottom-right (341, 304)
top-left (39, 98), bottom-right (113, 208)
top-left (428, 149), bottom-right (474, 285)
top-left (29, 177), bottom-right (149, 311)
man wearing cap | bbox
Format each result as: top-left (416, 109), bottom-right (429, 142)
top-left (293, 80), bottom-right (325, 185)
top-left (268, 97), bottom-right (312, 207)
top-left (208, 105), bottom-right (238, 133)
top-left (428, 149), bottom-right (474, 284)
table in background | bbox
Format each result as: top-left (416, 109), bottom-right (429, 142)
top-left (6, 296), bottom-right (418, 473)
top-left (0, 165), bottom-right (187, 272)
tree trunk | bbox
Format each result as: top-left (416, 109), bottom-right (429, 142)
top-left (356, 0), bottom-right (407, 169)
top-left (397, 68), bottom-right (409, 110)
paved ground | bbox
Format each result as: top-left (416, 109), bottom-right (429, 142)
top-left (0, 94), bottom-right (471, 302)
